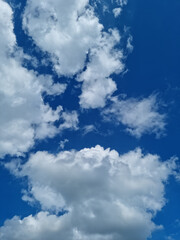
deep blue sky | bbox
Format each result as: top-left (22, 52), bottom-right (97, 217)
top-left (0, 0), bottom-right (180, 239)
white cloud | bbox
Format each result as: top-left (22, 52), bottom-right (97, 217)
top-left (35, 108), bottom-right (79, 140)
top-left (59, 111), bottom-right (79, 131)
top-left (82, 125), bottom-right (97, 135)
top-left (23, 0), bottom-right (103, 77)
top-left (0, 0), bottom-right (77, 158)
top-left (79, 78), bottom-right (117, 109)
top-left (0, 212), bottom-right (72, 240)
top-left (0, 1), bottom-right (15, 53)
top-left (38, 75), bottom-right (67, 96)
top-left (3, 145), bottom-right (176, 240)
top-left (102, 95), bottom-right (166, 138)
top-left (23, 0), bottom-right (125, 109)
top-left (78, 29), bottom-right (124, 108)
top-left (113, 8), bottom-right (122, 18)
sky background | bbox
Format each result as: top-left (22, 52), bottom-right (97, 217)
top-left (0, 0), bottom-right (180, 239)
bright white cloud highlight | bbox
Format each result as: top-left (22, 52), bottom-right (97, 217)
top-left (102, 95), bottom-right (166, 138)
top-left (3, 145), bottom-right (176, 240)
top-left (23, 0), bottom-right (103, 77)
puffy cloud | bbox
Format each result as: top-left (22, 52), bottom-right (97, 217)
top-left (4, 145), bottom-right (176, 240)
top-left (23, 0), bottom-right (125, 108)
top-left (59, 111), bottom-right (79, 131)
top-left (0, 0), bottom-right (77, 158)
top-left (38, 75), bottom-right (67, 96)
top-left (0, 0), bottom-right (16, 54)
top-left (102, 95), bottom-right (166, 138)
top-left (78, 29), bottom-right (124, 108)
top-left (79, 77), bottom-right (117, 109)
top-left (23, 0), bottom-right (103, 77)
top-left (0, 212), bottom-right (72, 240)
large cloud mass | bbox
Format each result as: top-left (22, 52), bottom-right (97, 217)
top-left (23, 0), bottom-right (102, 77)
top-left (0, 0), bottom-right (78, 158)
top-left (3, 145), bottom-right (176, 240)
top-left (23, 0), bottom-right (124, 108)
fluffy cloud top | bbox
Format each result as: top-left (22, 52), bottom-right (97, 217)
top-left (0, 0), bottom-right (78, 158)
top-left (102, 95), bottom-right (166, 138)
top-left (23, 0), bottom-right (101, 77)
top-left (23, 0), bottom-right (124, 108)
top-left (0, 212), bottom-right (72, 240)
top-left (3, 145), bottom-right (176, 240)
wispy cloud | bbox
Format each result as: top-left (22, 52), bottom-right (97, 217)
top-left (102, 95), bottom-right (166, 138)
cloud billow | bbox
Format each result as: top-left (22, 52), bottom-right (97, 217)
top-left (23, 0), bottom-right (124, 109)
top-left (3, 145), bottom-right (176, 240)
top-left (0, 0), bottom-right (78, 158)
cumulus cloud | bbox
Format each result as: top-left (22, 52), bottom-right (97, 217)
top-left (23, 0), bottom-right (125, 108)
top-left (23, 0), bottom-right (103, 77)
top-left (78, 29), bottom-right (124, 108)
top-left (0, 212), bottom-right (72, 240)
top-left (0, 0), bottom-right (77, 158)
top-left (3, 145), bottom-right (176, 240)
top-left (102, 95), bottom-right (166, 138)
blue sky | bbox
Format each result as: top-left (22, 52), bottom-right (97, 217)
top-left (0, 0), bottom-right (180, 239)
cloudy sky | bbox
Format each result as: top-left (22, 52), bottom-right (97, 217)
top-left (0, 0), bottom-right (180, 239)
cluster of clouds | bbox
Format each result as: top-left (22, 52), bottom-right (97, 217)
top-left (2, 145), bottom-right (176, 240)
top-left (0, 0), bottom-right (78, 158)
top-left (0, 0), bottom-right (176, 240)
top-left (0, 0), bottom-right (166, 158)
top-left (23, 0), bottom-right (124, 109)
top-left (0, 0), bottom-right (164, 170)
top-left (22, 0), bottom-right (165, 133)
